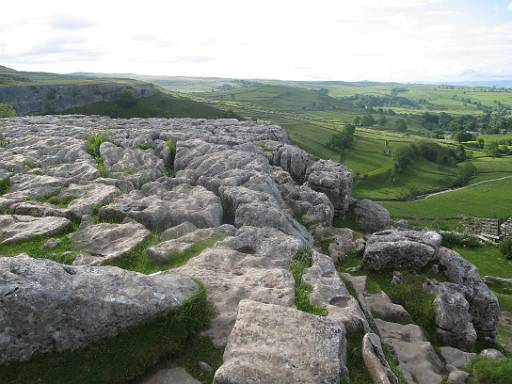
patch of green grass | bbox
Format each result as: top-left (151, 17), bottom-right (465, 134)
top-left (106, 235), bottom-right (225, 275)
top-left (455, 245), bottom-right (512, 278)
top-left (138, 142), bottom-right (153, 150)
top-left (364, 271), bottom-right (438, 344)
top-left (384, 177), bottom-right (512, 220)
top-left (0, 232), bottom-right (79, 264)
top-left (346, 332), bottom-right (374, 384)
top-left (22, 160), bottom-right (38, 169)
top-left (255, 141), bottom-right (272, 152)
top-left (34, 194), bottom-right (78, 208)
top-left (65, 94), bottom-right (238, 119)
top-left (150, 336), bottom-right (224, 384)
top-left (86, 133), bottom-right (110, 177)
top-left (383, 345), bottom-right (407, 384)
top-left (0, 284), bottom-right (211, 384)
top-left (335, 249), bottom-right (364, 272)
top-left (466, 357), bottom-right (512, 384)
top-left (0, 177), bottom-right (11, 194)
top-left (288, 249), bottom-right (328, 316)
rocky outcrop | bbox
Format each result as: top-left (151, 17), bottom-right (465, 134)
top-left (213, 299), bottom-right (347, 384)
top-left (305, 159), bottom-right (352, 213)
top-left (303, 251), bottom-right (369, 333)
top-left (174, 226), bottom-right (302, 347)
top-left (0, 82), bottom-right (158, 115)
top-left (100, 183), bottom-right (223, 232)
top-left (363, 229), bottom-right (442, 271)
top-left (433, 247), bottom-right (500, 343)
top-left (350, 199), bottom-right (391, 233)
top-left (439, 346), bottom-right (477, 369)
top-left (0, 255), bottom-right (198, 364)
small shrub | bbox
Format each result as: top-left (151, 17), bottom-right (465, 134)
top-left (442, 232), bottom-right (481, 248)
top-left (0, 103), bottom-right (17, 118)
top-left (138, 143), bottom-right (152, 150)
top-left (499, 239), bottom-right (512, 260)
top-left (86, 134), bottom-right (109, 158)
top-left (466, 357), bottom-right (512, 384)
top-left (166, 139), bottom-right (176, 174)
top-left (0, 178), bottom-right (11, 195)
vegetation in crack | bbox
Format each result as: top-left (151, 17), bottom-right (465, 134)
top-left (106, 234), bottom-right (226, 275)
top-left (289, 248), bottom-right (328, 316)
top-left (86, 133), bottom-right (110, 177)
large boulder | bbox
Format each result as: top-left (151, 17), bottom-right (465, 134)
top-left (272, 168), bottom-right (334, 226)
top-left (350, 199), bottom-right (391, 233)
top-left (213, 299), bottom-right (347, 384)
top-left (272, 144), bottom-right (312, 184)
top-left (363, 229), bottom-right (442, 271)
top-left (437, 247), bottom-right (481, 288)
top-left (433, 287), bottom-right (477, 350)
top-left (305, 159), bottom-right (352, 213)
top-left (0, 255), bottom-right (198, 364)
top-left (0, 214), bottom-right (71, 244)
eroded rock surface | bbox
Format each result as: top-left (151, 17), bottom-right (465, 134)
top-left (213, 299), bottom-right (347, 384)
top-left (0, 254), bottom-right (198, 364)
top-left (0, 214), bottom-right (71, 244)
top-left (363, 229), bottom-right (442, 271)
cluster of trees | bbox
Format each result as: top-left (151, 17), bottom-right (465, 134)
top-left (344, 94), bottom-right (418, 109)
top-left (485, 141), bottom-right (512, 156)
top-left (352, 115), bottom-right (408, 131)
top-left (419, 111), bottom-right (512, 134)
top-left (392, 141), bottom-right (467, 176)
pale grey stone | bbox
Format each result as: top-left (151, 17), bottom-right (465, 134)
top-left (0, 214), bottom-right (71, 244)
top-left (213, 299), bottom-right (347, 384)
top-left (0, 254), bottom-right (197, 364)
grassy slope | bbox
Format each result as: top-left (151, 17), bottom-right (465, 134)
top-left (383, 177), bottom-right (512, 220)
top-left (63, 93), bottom-right (237, 119)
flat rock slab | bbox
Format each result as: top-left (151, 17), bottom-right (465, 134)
top-left (375, 319), bottom-right (445, 384)
top-left (0, 254), bottom-right (198, 364)
top-left (142, 367), bottom-right (200, 384)
top-left (0, 214), bottom-right (71, 244)
top-left (100, 184), bottom-right (222, 232)
top-left (439, 346), bottom-right (476, 369)
top-left (69, 222), bottom-right (150, 265)
top-left (213, 299), bottom-right (347, 384)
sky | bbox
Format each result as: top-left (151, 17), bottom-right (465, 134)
top-left (1, 0), bottom-right (512, 82)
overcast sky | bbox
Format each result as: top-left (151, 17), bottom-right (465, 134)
top-left (1, 0), bottom-right (512, 82)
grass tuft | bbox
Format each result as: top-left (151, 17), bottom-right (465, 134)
top-left (288, 249), bottom-right (328, 316)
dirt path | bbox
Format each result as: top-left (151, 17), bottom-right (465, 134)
top-left (418, 175), bottom-right (512, 201)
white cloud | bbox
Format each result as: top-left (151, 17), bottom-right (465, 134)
top-left (508, 2), bottom-right (512, 11)
top-left (0, 0), bottom-right (510, 82)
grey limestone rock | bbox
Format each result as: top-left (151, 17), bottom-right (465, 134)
top-left (363, 229), bottom-right (442, 271)
top-left (0, 254), bottom-right (198, 364)
top-left (213, 299), bottom-right (347, 384)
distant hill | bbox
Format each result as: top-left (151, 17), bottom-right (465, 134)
top-left (441, 80), bottom-right (512, 89)
top-left (0, 66), bottom-right (234, 118)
